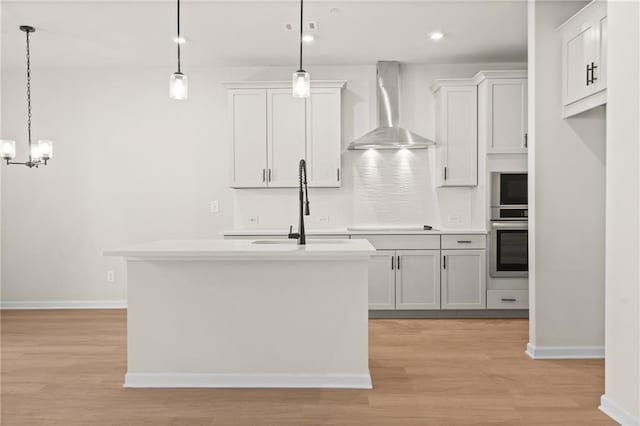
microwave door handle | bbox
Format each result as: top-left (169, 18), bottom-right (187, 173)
top-left (492, 222), bottom-right (528, 229)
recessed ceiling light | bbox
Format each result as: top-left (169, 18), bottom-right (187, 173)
top-left (302, 34), bottom-right (315, 43)
top-left (173, 36), bottom-right (186, 44)
top-left (429, 31), bottom-right (444, 41)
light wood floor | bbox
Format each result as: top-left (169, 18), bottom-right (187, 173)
top-left (1, 310), bottom-right (613, 426)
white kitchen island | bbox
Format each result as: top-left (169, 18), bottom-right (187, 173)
top-left (104, 239), bottom-right (375, 389)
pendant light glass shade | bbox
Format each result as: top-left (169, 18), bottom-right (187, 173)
top-left (1, 140), bottom-right (16, 160)
top-left (169, 72), bottom-right (188, 100)
top-left (292, 70), bottom-right (310, 98)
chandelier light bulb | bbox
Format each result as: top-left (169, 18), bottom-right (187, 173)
top-left (30, 143), bottom-right (43, 162)
top-left (1, 140), bottom-right (16, 160)
top-left (38, 140), bottom-right (53, 160)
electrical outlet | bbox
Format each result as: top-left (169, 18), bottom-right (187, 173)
top-left (247, 216), bottom-right (259, 225)
top-left (447, 215), bottom-right (461, 225)
top-left (107, 270), bottom-right (115, 283)
top-left (210, 200), bottom-right (219, 213)
top-left (318, 216), bottom-right (330, 224)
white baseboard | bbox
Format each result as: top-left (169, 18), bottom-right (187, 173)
top-left (600, 394), bottom-right (640, 426)
top-left (0, 300), bottom-right (127, 310)
top-left (526, 342), bottom-right (605, 359)
top-left (124, 372), bottom-right (373, 389)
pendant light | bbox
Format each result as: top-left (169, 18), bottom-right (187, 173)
top-left (169, 0), bottom-right (188, 100)
top-left (1, 26), bottom-right (52, 168)
top-left (292, 0), bottom-right (310, 98)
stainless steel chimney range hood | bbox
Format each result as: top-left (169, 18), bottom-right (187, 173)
top-left (348, 61), bottom-right (435, 150)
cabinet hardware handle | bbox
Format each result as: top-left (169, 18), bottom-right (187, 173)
top-left (591, 62), bottom-right (598, 82)
top-left (457, 240), bottom-right (473, 244)
top-left (501, 298), bottom-right (517, 302)
top-left (391, 256), bottom-right (395, 270)
top-left (397, 256), bottom-right (401, 270)
top-left (268, 169), bottom-right (272, 182)
top-left (337, 168), bottom-right (340, 182)
top-left (443, 255), bottom-right (446, 269)
top-left (524, 133), bottom-right (528, 148)
top-left (262, 168), bottom-right (266, 182)
top-left (444, 167), bottom-right (448, 181)
top-left (586, 64), bottom-right (591, 86)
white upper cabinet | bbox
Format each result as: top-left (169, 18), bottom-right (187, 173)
top-left (432, 80), bottom-right (478, 187)
top-left (225, 81), bottom-right (345, 188)
top-left (559, 0), bottom-right (607, 118)
top-left (306, 88), bottom-right (342, 187)
top-left (267, 89), bottom-right (306, 187)
top-left (228, 89), bottom-right (268, 188)
top-left (475, 71), bottom-right (528, 155)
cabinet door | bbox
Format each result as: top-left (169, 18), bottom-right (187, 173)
top-left (595, 14), bottom-right (607, 92)
top-left (441, 250), bottom-right (486, 310)
top-left (436, 85), bottom-right (478, 186)
top-left (562, 21), bottom-right (597, 105)
top-left (307, 88), bottom-right (341, 187)
top-left (229, 89), bottom-right (267, 188)
top-left (395, 250), bottom-right (441, 310)
top-left (266, 89), bottom-right (306, 188)
top-left (367, 250), bottom-right (396, 310)
top-left (487, 79), bottom-right (528, 154)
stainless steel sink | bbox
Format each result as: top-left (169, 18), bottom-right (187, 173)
top-left (251, 239), bottom-right (348, 245)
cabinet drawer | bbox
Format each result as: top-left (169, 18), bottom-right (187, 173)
top-left (441, 234), bottom-right (486, 249)
top-left (487, 290), bottom-right (529, 309)
top-left (352, 235), bottom-right (440, 250)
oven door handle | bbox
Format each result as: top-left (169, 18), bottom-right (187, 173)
top-left (492, 222), bottom-right (528, 230)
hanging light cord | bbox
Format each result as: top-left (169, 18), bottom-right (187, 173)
top-left (26, 29), bottom-right (32, 158)
top-left (177, 0), bottom-right (182, 73)
top-left (298, 0), bottom-right (303, 71)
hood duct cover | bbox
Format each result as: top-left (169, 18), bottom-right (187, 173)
top-left (348, 61), bottom-right (435, 150)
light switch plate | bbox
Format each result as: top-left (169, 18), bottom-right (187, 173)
top-left (210, 200), bottom-right (219, 213)
top-left (107, 270), bottom-right (115, 283)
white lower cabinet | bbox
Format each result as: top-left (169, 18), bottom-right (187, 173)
top-left (367, 251), bottom-right (396, 310)
top-left (367, 249), bottom-right (441, 310)
top-left (441, 250), bottom-right (486, 310)
top-left (395, 250), bottom-right (441, 310)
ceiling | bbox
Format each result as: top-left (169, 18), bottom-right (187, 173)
top-left (0, 1), bottom-right (527, 69)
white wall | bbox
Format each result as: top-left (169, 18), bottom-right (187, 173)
top-left (601, 1), bottom-right (640, 423)
top-left (527, 0), bottom-right (606, 355)
top-left (0, 62), bottom-right (523, 303)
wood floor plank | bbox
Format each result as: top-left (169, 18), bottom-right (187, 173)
top-left (1, 310), bottom-right (614, 425)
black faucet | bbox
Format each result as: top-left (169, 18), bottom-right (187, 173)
top-left (288, 159), bottom-right (310, 245)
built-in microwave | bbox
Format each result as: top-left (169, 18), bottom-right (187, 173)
top-left (491, 172), bottom-right (528, 221)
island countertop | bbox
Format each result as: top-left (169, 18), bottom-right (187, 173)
top-left (103, 239), bottom-right (376, 261)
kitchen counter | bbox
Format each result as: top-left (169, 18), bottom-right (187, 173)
top-left (104, 238), bottom-right (374, 260)
top-left (104, 239), bottom-right (374, 389)
top-left (223, 227), bottom-right (488, 237)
